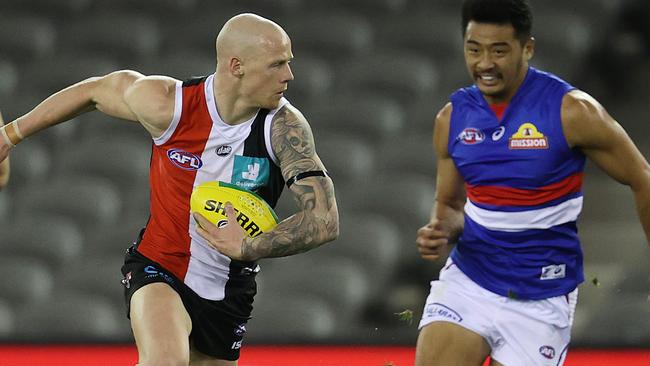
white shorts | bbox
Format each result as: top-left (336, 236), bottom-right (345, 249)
top-left (419, 258), bottom-right (578, 366)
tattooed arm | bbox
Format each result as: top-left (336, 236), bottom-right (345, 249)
top-left (241, 105), bottom-right (339, 259)
top-left (194, 104), bottom-right (339, 261)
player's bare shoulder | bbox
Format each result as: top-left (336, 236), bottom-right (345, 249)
top-left (124, 74), bottom-right (180, 138)
top-left (433, 102), bottom-right (453, 156)
top-left (561, 90), bottom-right (616, 149)
top-left (269, 103), bottom-right (321, 178)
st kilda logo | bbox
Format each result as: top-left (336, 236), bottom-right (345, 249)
top-left (458, 127), bottom-right (485, 145)
top-left (216, 145), bottom-right (232, 157)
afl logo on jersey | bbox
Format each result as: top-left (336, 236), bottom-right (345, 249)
top-left (458, 128), bottom-right (485, 145)
top-left (167, 149), bottom-right (203, 170)
top-left (216, 145), bottom-right (232, 157)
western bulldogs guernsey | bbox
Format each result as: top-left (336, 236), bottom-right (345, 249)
top-left (449, 67), bottom-right (586, 300)
top-left (138, 74), bottom-right (286, 301)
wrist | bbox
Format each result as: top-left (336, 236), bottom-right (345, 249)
top-left (241, 237), bottom-right (259, 261)
top-left (0, 121), bottom-right (24, 148)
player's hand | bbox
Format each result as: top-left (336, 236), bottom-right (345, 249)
top-left (416, 221), bottom-right (449, 262)
top-left (193, 203), bottom-right (254, 261)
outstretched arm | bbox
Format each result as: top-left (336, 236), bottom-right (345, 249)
top-left (562, 90), bottom-right (650, 246)
top-left (416, 103), bottom-right (466, 262)
top-left (0, 70), bottom-right (177, 162)
top-left (195, 104), bottom-right (339, 261)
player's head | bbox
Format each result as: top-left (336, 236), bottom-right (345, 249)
top-left (461, 0), bottom-right (535, 103)
top-left (216, 13), bottom-right (294, 109)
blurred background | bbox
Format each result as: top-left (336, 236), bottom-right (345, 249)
top-left (0, 0), bottom-right (648, 350)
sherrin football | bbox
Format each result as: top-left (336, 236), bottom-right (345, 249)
top-left (190, 181), bottom-right (279, 238)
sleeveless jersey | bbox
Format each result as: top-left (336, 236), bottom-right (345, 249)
top-left (138, 74), bottom-right (286, 300)
top-left (448, 67), bottom-right (585, 300)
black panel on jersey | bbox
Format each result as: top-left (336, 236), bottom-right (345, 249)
top-left (243, 108), bottom-right (285, 208)
top-left (182, 75), bottom-right (209, 87)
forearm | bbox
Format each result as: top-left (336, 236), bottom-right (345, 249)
top-left (242, 208), bottom-right (339, 259)
top-left (431, 200), bottom-right (465, 243)
top-left (632, 173), bottom-right (650, 247)
top-left (13, 79), bottom-right (98, 140)
top-left (242, 177), bottom-right (339, 260)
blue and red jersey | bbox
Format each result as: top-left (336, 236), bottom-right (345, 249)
top-left (448, 67), bottom-right (585, 300)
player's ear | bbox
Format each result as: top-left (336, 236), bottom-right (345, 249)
top-left (229, 57), bottom-right (244, 78)
top-left (523, 36), bottom-right (535, 61)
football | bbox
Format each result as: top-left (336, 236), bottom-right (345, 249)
top-left (190, 181), bottom-right (279, 238)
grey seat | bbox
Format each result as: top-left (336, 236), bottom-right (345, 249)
top-left (246, 293), bottom-right (336, 343)
top-left (21, 54), bottom-right (119, 94)
top-left (315, 134), bottom-right (375, 186)
top-left (59, 15), bottom-right (161, 63)
top-left (0, 15), bottom-right (55, 62)
top-left (15, 291), bottom-right (129, 342)
top-left (3, 139), bottom-right (51, 192)
top-left (284, 55), bottom-right (334, 106)
top-left (16, 175), bottom-right (122, 235)
top-left (307, 94), bottom-right (406, 143)
top-left (56, 254), bottom-right (126, 305)
top-left (0, 299), bottom-right (16, 339)
top-left (338, 52), bottom-right (439, 105)
top-left (287, 13), bottom-right (374, 60)
top-left (0, 214), bottom-right (84, 270)
top-left (0, 59), bottom-right (19, 97)
top-left (0, 257), bottom-right (54, 305)
top-left (259, 255), bottom-right (371, 323)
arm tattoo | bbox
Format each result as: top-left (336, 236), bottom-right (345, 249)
top-left (241, 107), bottom-right (339, 260)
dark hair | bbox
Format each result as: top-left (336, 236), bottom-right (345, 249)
top-left (462, 0), bottom-right (533, 41)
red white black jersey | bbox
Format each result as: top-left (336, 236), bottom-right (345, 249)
top-left (138, 74), bottom-right (286, 300)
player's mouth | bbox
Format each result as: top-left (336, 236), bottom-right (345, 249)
top-left (476, 73), bottom-right (501, 87)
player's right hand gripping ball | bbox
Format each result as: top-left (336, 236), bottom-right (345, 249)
top-left (190, 181), bottom-right (278, 238)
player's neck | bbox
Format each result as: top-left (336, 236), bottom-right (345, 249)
top-left (213, 74), bottom-right (259, 126)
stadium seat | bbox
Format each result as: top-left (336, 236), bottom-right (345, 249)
top-left (307, 94), bottom-right (406, 143)
top-left (259, 256), bottom-right (371, 323)
top-left (0, 257), bottom-right (54, 305)
top-left (55, 136), bottom-right (151, 196)
top-left (21, 54), bottom-right (120, 95)
top-left (0, 59), bottom-right (19, 97)
top-left (0, 300), bottom-right (16, 339)
top-left (376, 133), bottom-right (437, 179)
top-left (15, 175), bottom-right (122, 235)
top-left (579, 220), bottom-right (648, 265)
top-left (0, 15), bottom-right (55, 62)
top-left (59, 15), bottom-right (161, 63)
top-left (0, 193), bottom-right (9, 221)
top-left (0, 214), bottom-right (84, 270)
top-left (3, 139), bottom-right (51, 192)
top-left (1, 0), bottom-right (93, 17)
top-left (287, 13), bottom-right (374, 60)
top-left (314, 134), bottom-right (376, 186)
top-left (297, 0), bottom-right (408, 16)
top-left (76, 112), bottom-right (151, 142)
top-left (246, 293), bottom-right (337, 342)
top-left (284, 55), bottom-right (333, 106)
top-left (315, 212), bottom-right (402, 298)
top-left (15, 291), bottom-right (129, 342)
top-left (338, 52), bottom-right (439, 105)
top-left (56, 254), bottom-right (125, 305)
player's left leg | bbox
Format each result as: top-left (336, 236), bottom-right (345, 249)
top-left (190, 347), bottom-right (237, 366)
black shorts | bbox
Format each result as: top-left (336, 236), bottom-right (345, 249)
top-left (120, 244), bottom-right (257, 361)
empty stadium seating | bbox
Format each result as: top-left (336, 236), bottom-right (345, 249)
top-left (0, 0), bottom-right (646, 349)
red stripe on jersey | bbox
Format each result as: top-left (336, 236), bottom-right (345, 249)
top-left (465, 172), bottom-right (583, 207)
top-left (138, 81), bottom-right (213, 280)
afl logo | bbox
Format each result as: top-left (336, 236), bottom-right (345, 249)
top-left (216, 145), bottom-right (232, 157)
top-left (167, 149), bottom-right (203, 170)
top-left (458, 128), bottom-right (485, 145)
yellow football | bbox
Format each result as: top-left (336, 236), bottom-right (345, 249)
top-left (190, 181), bottom-right (279, 238)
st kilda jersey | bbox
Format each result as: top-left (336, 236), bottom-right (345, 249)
top-left (448, 67), bottom-right (586, 300)
top-left (138, 74), bottom-right (286, 300)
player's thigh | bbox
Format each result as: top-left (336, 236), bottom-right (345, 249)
top-left (190, 347), bottom-right (237, 366)
top-left (415, 321), bottom-right (490, 366)
top-left (130, 282), bottom-right (192, 363)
